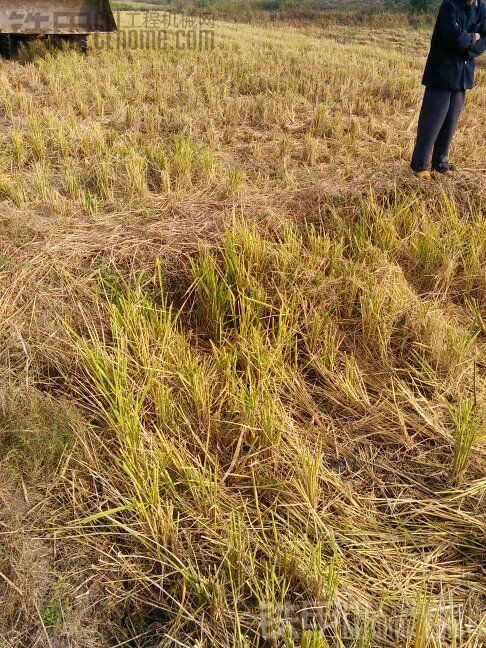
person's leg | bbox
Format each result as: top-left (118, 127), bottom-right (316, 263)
top-left (411, 88), bottom-right (452, 172)
top-left (431, 90), bottom-right (466, 172)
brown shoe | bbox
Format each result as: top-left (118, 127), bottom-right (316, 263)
top-left (413, 170), bottom-right (432, 181)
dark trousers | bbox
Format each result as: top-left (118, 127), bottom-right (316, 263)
top-left (411, 87), bottom-right (466, 172)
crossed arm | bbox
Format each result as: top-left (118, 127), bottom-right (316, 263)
top-left (436, 0), bottom-right (486, 58)
top-left (478, 2), bottom-right (486, 34)
top-left (470, 2), bottom-right (486, 58)
top-left (469, 34), bottom-right (486, 57)
top-left (437, 1), bottom-right (477, 49)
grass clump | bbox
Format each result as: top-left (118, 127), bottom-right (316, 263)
top-left (0, 391), bottom-right (77, 478)
top-left (70, 214), bottom-right (485, 646)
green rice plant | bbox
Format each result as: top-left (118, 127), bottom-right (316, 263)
top-left (466, 297), bottom-right (486, 336)
top-left (447, 398), bottom-right (481, 485)
top-left (299, 631), bottom-right (330, 648)
top-left (172, 135), bottom-right (198, 180)
top-left (313, 104), bottom-right (328, 137)
top-left (191, 249), bottom-right (235, 342)
top-left (28, 114), bottom-right (47, 161)
top-left (95, 156), bottom-right (114, 201)
top-left (81, 190), bottom-right (99, 215)
top-left (125, 152), bottom-right (148, 197)
top-left (63, 162), bottom-right (80, 199)
top-left (0, 174), bottom-right (26, 206)
top-left (9, 131), bottom-right (25, 167)
top-left (412, 591), bottom-right (430, 648)
top-left (334, 354), bottom-right (371, 413)
top-left (145, 143), bottom-right (171, 192)
top-left (303, 134), bottom-right (318, 167)
top-left (305, 313), bottom-right (341, 374)
top-left (228, 167), bottom-right (245, 195)
top-left (199, 146), bottom-right (217, 180)
top-left (32, 161), bottom-right (51, 202)
top-left (1, 88), bottom-right (14, 119)
top-left (296, 445), bottom-right (321, 510)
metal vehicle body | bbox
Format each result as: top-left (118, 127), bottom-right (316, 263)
top-left (0, 0), bottom-right (117, 57)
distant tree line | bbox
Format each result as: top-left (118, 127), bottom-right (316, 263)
top-left (385, 0), bottom-right (440, 13)
top-left (410, 0), bottom-right (440, 12)
top-left (112, 0), bottom-right (443, 18)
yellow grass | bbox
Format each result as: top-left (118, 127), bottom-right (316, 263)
top-left (0, 13), bottom-right (485, 647)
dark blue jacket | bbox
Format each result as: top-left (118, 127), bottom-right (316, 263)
top-left (423, 0), bottom-right (486, 90)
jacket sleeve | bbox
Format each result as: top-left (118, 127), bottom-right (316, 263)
top-left (477, 2), bottom-right (486, 34)
top-left (437, 1), bottom-right (475, 50)
top-left (468, 36), bottom-right (486, 58)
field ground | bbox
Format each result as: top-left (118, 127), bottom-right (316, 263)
top-left (0, 12), bottom-right (485, 648)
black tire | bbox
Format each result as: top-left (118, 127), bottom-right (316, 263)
top-left (0, 34), bottom-right (12, 59)
top-left (11, 35), bottom-right (34, 53)
top-left (0, 34), bottom-right (33, 59)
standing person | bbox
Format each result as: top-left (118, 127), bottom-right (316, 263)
top-left (411, 0), bottom-right (486, 179)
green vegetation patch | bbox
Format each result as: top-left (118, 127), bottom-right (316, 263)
top-left (70, 192), bottom-right (485, 646)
